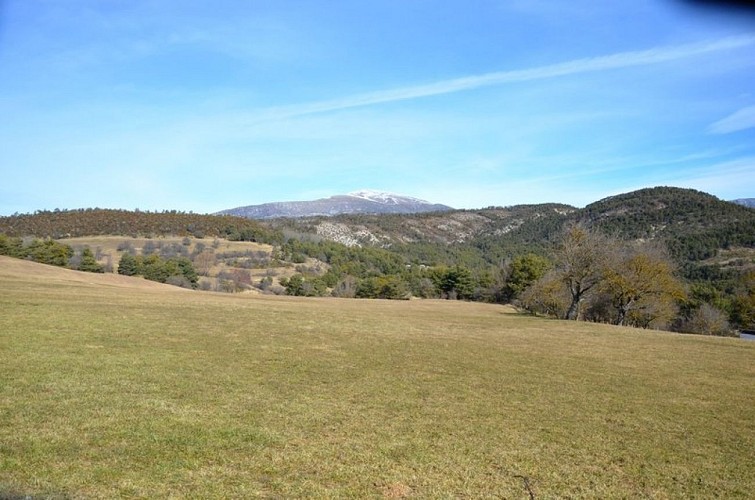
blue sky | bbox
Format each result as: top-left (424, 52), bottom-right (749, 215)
top-left (1, 0), bottom-right (754, 215)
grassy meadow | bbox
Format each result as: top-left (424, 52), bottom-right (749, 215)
top-left (1, 256), bottom-right (753, 498)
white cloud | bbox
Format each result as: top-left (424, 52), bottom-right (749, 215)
top-left (253, 35), bottom-right (755, 120)
top-left (708, 105), bottom-right (755, 134)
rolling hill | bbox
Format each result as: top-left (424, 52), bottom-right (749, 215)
top-left (268, 203), bottom-right (576, 247)
top-left (0, 208), bottom-right (283, 244)
top-left (0, 254), bottom-right (184, 292)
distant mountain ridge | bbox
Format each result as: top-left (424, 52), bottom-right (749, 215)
top-left (731, 198), bottom-right (755, 208)
top-left (216, 190), bottom-right (453, 219)
top-left (268, 187), bottom-right (755, 264)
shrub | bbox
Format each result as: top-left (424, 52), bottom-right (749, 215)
top-left (680, 303), bottom-right (733, 336)
top-left (166, 275), bottom-right (194, 289)
top-left (519, 271), bottom-right (571, 318)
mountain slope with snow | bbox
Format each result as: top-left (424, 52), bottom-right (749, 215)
top-left (217, 191), bottom-right (453, 219)
top-left (731, 198), bottom-right (755, 208)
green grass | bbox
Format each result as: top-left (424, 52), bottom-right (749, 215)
top-left (1, 257), bottom-right (754, 498)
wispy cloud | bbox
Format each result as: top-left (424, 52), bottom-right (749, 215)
top-left (708, 105), bottom-right (755, 134)
top-left (259, 35), bottom-right (755, 120)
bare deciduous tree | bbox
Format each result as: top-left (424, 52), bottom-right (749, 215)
top-left (554, 225), bottom-right (612, 320)
top-left (194, 250), bottom-right (216, 277)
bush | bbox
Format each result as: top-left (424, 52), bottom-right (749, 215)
top-left (117, 253), bottom-right (198, 287)
top-left (166, 275), bottom-right (194, 289)
top-left (0, 235), bottom-right (24, 257)
top-left (116, 240), bottom-right (134, 253)
top-left (519, 272), bottom-right (571, 318)
top-left (356, 276), bottom-right (409, 300)
top-left (679, 304), bottom-right (733, 336)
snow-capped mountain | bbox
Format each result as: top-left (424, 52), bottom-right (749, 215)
top-left (730, 198), bottom-right (755, 209)
top-left (217, 191), bottom-right (453, 219)
top-left (348, 190), bottom-right (428, 205)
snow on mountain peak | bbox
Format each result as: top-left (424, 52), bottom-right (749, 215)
top-left (217, 190), bottom-right (453, 219)
top-left (347, 190), bottom-right (427, 205)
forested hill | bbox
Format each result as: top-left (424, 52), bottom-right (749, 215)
top-left (575, 187), bottom-right (755, 261)
top-left (0, 209), bottom-right (283, 244)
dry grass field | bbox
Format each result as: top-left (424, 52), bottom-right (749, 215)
top-left (1, 255), bottom-right (753, 498)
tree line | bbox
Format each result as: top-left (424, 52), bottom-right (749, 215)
top-left (0, 235), bottom-right (104, 273)
top-left (271, 226), bottom-right (752, 335)
top-left (117, 253), bottom-right (198, 288)
top-left (0, 234), bottom-right (199, 288)
top-left (0, 208), bottom-right (283, 244)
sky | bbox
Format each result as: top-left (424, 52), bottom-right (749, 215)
top-left (1, 0), bottom-right (754, 215)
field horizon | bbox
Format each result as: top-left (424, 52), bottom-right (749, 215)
top-left (1, 255), bottom-right (753, 497)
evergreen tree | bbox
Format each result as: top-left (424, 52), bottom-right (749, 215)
top-left (504, 253), bottom-right (551, 301)
top-left (25, 239), bottom-right (74, 267)
top-left (283, 274), bottom-right (306, 296)
top-left (117, 253), bottom-right (139, 276)
top-left (79, 247), bottom-right (104, 273)
top-left (432, 266), bottom-right (475, 300)
top-left (174, 257), bottom-right (198, 286)
top-left (0, 235), bottom-right (24, 257)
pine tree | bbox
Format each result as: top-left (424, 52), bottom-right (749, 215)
top-left (117, 253), bottom-right (139, 276)
top-left (79, 247), bottom-right (104, 273)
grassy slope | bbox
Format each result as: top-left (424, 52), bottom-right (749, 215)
top-left (1, 256), bottom-right (753, 498)
top-left (57, 236), bottom-right (274, 257)
top-left (56, 236), bottom-right (298, 291)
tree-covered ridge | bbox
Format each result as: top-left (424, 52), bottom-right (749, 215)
top-left (577, 187), bottom-right (755, 260)
top-left (459, 187), bottom-right (755, 266)
top-left (0, 208), bottom-right (283, 244)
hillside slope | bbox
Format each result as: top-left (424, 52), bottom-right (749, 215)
top-left (0, 209), bottom-right (282, 243)
top-left (271, 203), bottom-right (576, 247)
top-left (0, 255), bottom-right (184, 292)
top-left (575, 187), bottom-right (755, 261)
